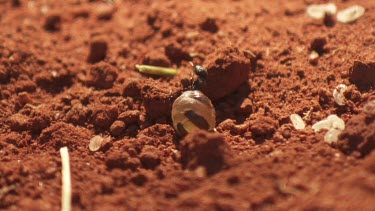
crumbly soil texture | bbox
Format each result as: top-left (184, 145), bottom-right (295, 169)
top-left (1, 0), bottom-right (375, 210)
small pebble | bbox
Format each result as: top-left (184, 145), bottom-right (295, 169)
top-left (290, 114), bottom-right (306, 130)
top-left (306, 3), bottom-right (337, 19)
top-left (337, 5), bottom-right (365, 23)
top-left (95, 4), bottom-right (116, 20)
top-left (333, 84), bottom-right (347, 106)
top-left (363, 100), bottom-right (375, 115)
top-left (309, 51), bottom-right (319, 64)
top-left (110, 120), bottom-right (126, 136)
top-left (18, 92), bottom-right (33, 105)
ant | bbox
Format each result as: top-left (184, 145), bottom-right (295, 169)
top-left (189, 62), bottom-right (208, 91)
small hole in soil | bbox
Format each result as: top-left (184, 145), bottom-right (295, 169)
top-left (324, 14), bottom-right (335, 27)
top-left (310, 37), bottom-right (328, 55)
top-left (227, 176), bottom-right (240, 185)
top-left (165, 192), bottom-right (178, 199)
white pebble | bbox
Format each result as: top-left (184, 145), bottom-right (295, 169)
top-left (324, 128), bottom-right (342, 144)
top-left (309, 51), bottom-right (319, 63)
top-left (337, 5), bottom-right (365, 23)
top-left (333, 84), bottom-right (347, 106)
top-left (307, 3), bottom-right (337, 19)
top-left (363, 100), bottom-right (375, 115)
top-left (89, 135), bottom-right (104, 152)
top-left (290, 114), bottom-right (306, 130)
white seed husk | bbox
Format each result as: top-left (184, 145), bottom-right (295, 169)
top-left (307, 3), bottom-right (337, 19)
top-left (312, 114), bottom-right (345, 144)
top-left (337, 5), bottom-right (365, 23)
top-left (89, 135), bottom-right (104, 152)
top-left (324, 128), bottom-right (342, 144)
top-left (333, 84), bottom-right (347, 106)
top-left (312, 114), bottom-right (344, 132)
top-left (327, 114), bottom-right (340, 121)
top-left (312, 118), bottom-right (332, 132)
top-left (332, 117), bottom-right (345, 130)
top-left (290, 114), bottom-right (306, 130)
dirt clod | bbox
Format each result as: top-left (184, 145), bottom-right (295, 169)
top-left (337, 113), bottom-right (375, 157)
top-left (8, 113), bottom-right (29, 131)
top-left (180, 130), bottom-right (231, 175)
top-left (38, 122), bottom-right (91, 150)
top-left (139, 146), bottom-right (161, 170)
top-left (105, 151), bottom-right (140, 171)
top-left (122, 79), bottom-right (142, 98)
top-left (0, 65), bottom-right (9, 82)
top-left (110, 120), bottom-right (126, 136)
top-left (118, 110), bottom-right (140, 124)
top-left (91, 104), bottom-right (118, 129)
top-left (1, 1), bottom-right (374, 210)
top-left (141, 81), bottom-right (179, 118)
top-left (202, 46), bottom-right (251, 100)
top-left (17, 92), bottom-right (33, 106)
top-left (43, 13), bottom-right (62, 32)
top-left (85, 62), bottom-right (118, 89)
top-left (142, 51), bottom-right (171, 67)
top-left (249, 116), bottom-right (278, 138)
top-left (310, 37), bottom-right (327, 55)
top-left (349, 61), bottom-right (375, 89)
top-left (200, 18), bottom-right (219, 33)
top-left (87, 38), bottom-right (108, 64)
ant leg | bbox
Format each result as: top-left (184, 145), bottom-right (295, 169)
top-left (192, 77), bottom-right (206, 90)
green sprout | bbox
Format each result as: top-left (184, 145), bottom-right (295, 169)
top-left (135, 64), bottom-right (179, 76)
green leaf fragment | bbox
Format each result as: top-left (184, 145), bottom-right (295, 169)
top-left (135, 64), bottom-right (179, 76)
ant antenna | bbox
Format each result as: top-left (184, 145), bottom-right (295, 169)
top-left (189, 62), bottom-right (195, 90)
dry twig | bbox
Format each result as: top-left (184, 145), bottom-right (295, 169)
top-left (60, 147), bottom-right (72, 211)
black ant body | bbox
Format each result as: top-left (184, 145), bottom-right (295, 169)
top-left (189, 62), bottom-right (208, 91)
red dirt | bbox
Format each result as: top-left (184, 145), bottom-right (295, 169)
top-left (0, 0), bottom-right (375, 210)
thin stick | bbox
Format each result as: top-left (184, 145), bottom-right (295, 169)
top-left (60, 147), bottom-right (72, 211)
top-left (135, 64), bottom-right (179, 76)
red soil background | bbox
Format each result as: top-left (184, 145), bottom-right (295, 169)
top-left (1, 0), bottom-right (375, 210)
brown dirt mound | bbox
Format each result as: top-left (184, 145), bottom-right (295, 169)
top-left (1, 0), bottom-right (375, 210)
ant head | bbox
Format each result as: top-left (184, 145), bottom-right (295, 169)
top-left (189, 62), bottom-right (208, 91)
top-left (189, 62), bottom-right (208, 78)
top-left (194, 65), bottom-right (208, 78)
